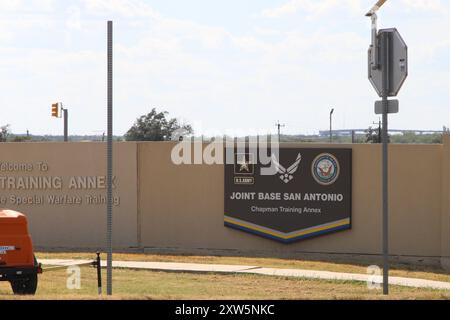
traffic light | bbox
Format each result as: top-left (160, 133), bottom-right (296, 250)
top-left (51, 102), bottom-right (69, 141)
top-left (52, 103), bottom-right (60, 118)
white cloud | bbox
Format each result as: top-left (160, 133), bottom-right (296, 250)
top-left (31, 0), bottom-right (55, 12)
top-left (81, 0), bottom-right (160, 18)
top-left (0, 0), bottom-right (56, 38)
top-left (0, 0), bottom-right (22, 11)
top-left (260, 0), bottom-right (449, 19)
top-left (0, 0), bottom-right (55, 12)
top-left (399, 0), bottom-right (448, 13)
top-left (261, 0), bottom-right (362, 19)
top-left (66, 6), bottom-right (82, 30)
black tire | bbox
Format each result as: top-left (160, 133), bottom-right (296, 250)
top-left (10, 255), bottom-right (39, 295)
top-left (10, 273), bottom-right (38, 295)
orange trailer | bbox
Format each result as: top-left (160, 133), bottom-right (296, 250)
top-left (0, 210), bottom-right (42, 295)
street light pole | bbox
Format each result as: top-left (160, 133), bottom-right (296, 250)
top-left (276, 121), bottom-right (285, 141)
top-left (373, 119), bottom-right (382, 143)
top-left (329, 108), bottom-right (335, 143)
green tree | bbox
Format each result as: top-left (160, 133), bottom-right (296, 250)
top-left (125, 108), bottom-right (193, 141)
top-left (391, 132), bottom-right (443, 144)
top-left (11, 135), bottom-right (32, 142)
top-left (0, 125), bottom-right (11, 142)
top-left (365, 126), bottom-right (380, 144)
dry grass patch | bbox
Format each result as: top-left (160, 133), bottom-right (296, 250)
top-left (36, 252), bottom-right (450, 283)
top-left (0, 266), bottom-right (449, 300)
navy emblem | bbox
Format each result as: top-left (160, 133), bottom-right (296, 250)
top-left (312, 153), bottom-right (340, 186)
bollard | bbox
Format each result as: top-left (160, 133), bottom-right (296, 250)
top-left (92, 252), bottom-right (102, 295)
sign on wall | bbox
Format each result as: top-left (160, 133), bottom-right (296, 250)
top-left (0, 143), bottom-right (138, 249)
top-left (225, 148), bottom-right (352, 243)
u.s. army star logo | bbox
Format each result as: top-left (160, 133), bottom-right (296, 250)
top-left (234, 153), bottom-right (254, 175)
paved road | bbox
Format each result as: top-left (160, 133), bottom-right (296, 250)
top-left (39, 259), bottom-right (450, 291)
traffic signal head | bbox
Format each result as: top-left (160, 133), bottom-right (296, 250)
top-left (52, 103), bottom-right (60, 118)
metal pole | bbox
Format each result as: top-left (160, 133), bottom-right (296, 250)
top-left (96, 252), bottom-right (102, 295)
top-left (330, 109), bottom-right (334, 143)
top-left (107, 20), bottom-right (113, 296)
top-left (276, 122), bottom-right (284, 141)
top-left (378, 119), bottom-right (382, 143)
top-left (330, 116), bottom-right (332, 143)
top-left (381, 31), bottom-right (390, 295)
top-left (64, 109), bottom-right (68, 142)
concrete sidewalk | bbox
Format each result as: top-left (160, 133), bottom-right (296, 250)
top-left (39, 259), bottom-right (450, 291)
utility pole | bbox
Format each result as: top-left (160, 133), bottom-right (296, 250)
top-left (275, 121), bottom-right (285, 141)
top-left (329, 108), bottom-right (335, 143)
top-left (373, 119), bottom-right (382, 143)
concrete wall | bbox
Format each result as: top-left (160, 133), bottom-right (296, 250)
top-left (138, 142), bottom-right (444, 261)
top-left (0, 139), bottom-right (449, 268)
top-left (441, 135), bottom-right (450, 269)
top-left (0, 143), bottom-right (138, 249)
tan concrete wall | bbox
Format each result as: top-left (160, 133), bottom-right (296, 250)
top-left (139, 142), bottom-right (443, 259)
top-left (0, 140), bottom-right (446, 265)
top-left (0, 142), bottom-right (138, 249)
top-left (441, 135), bottom-right (450, 268)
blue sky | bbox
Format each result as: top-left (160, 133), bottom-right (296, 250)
top-left (1, 0), bottom-right (449, 136)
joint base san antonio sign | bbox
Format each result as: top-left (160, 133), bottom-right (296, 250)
top-left (225, 148), bottom-right (352, 243)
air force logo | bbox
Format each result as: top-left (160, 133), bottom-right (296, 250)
top-left (271, 153), bottom-right (302, 184)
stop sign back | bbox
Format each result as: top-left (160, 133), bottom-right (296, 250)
top-left (368, 28), bottom-right (408, 97)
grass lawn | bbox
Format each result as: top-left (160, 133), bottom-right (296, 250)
top-left (36, 252), bottom-right (450, 283)
top-left (1, 266), bottom-right (450, 300)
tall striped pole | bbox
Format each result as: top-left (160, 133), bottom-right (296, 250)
top-left (107, 20), bottom-right (113, 296)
